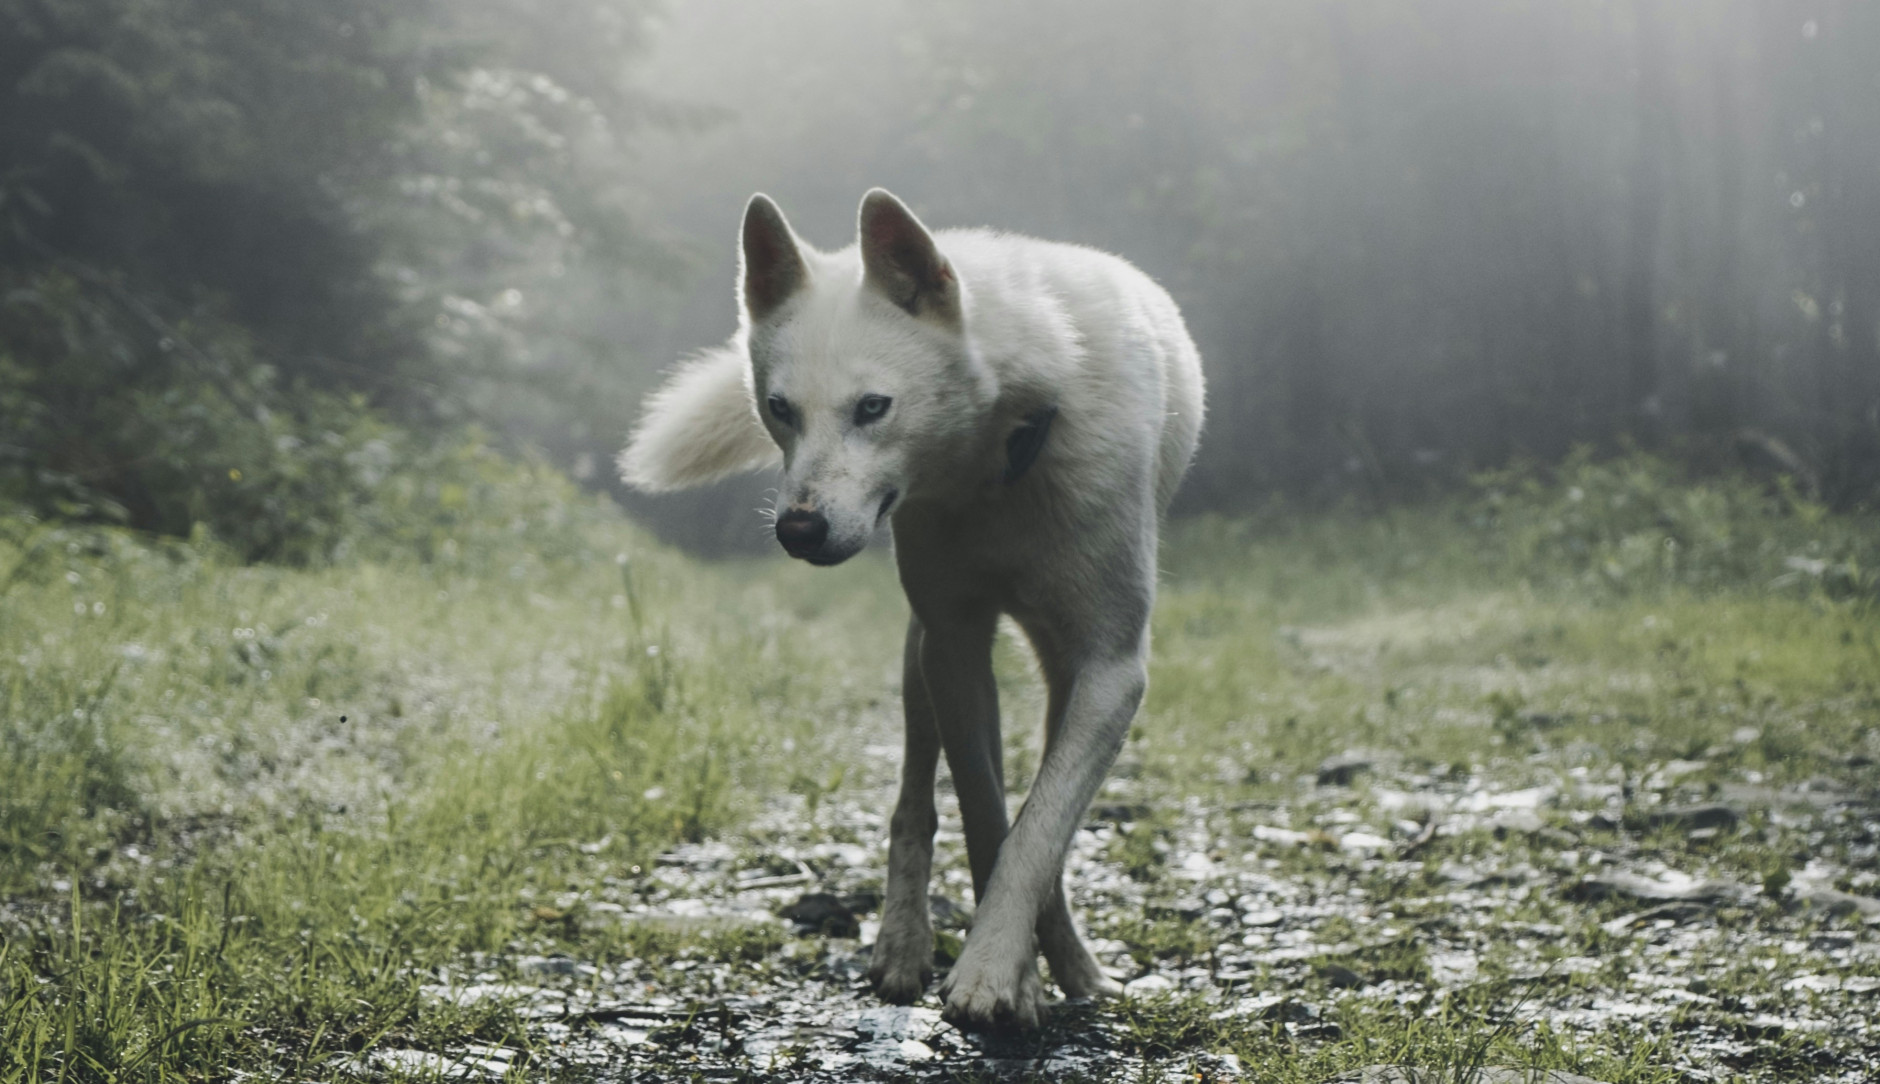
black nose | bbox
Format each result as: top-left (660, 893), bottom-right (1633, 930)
top-left (774, 509), bottom-right (829, 557)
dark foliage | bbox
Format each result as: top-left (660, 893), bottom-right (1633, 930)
top-left (0, 0), bottom-right (668, 560)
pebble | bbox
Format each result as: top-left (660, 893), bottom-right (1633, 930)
top-left (780, 892), bottom-right (860, 936)
top-left (1792, 885), bottom-right (1880, 918)
top-left (1317, 751), bottom-right (1378, 787)
top-left (1645, 803), bottom-right (1742, 833)
top-left (1566, 870), bottom-right (1753, 906)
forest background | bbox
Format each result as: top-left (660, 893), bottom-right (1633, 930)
top-left (4, 0), bottom-right (1876, 556)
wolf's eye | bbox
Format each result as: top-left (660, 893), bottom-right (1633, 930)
top-left (854, 394), bottom-right (893, 425)
top-left (767, 394), bottom-right (795, 426)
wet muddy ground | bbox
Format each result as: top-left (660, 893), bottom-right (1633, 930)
top-left (378, 743), bottom-right (1880, 1082)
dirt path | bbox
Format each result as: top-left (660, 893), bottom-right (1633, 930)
top-left (389, 739), bottom-right (1880, 1082)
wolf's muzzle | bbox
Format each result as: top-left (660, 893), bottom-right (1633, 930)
top-left (774, 509), bottom-right (830, 559)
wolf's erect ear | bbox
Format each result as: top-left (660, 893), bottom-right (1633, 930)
top-left (741, 194), bottom-right (808, 321)
top-left (858, 189), bottom-right (959, 324)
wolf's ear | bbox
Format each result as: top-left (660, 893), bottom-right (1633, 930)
top-left (741, 194), bottom-right (808, 321)
top-left (858, 189), bottom-right (959, 324)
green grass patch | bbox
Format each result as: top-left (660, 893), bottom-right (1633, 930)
top-left (0, 504), bottom-right (901, 1079)
top-left (3, 452), bottom-right (1876, 1080)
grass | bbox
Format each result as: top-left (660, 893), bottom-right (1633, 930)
top-left (0, 505), bottom-right (904, 1079)
top-left (1145, 489), bottom-right (1880, 800)
top-left (2, 454), bottom-right (1876, 1081)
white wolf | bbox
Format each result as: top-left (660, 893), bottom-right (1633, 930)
top-left (620, 189), bottom-right (1204, 1030)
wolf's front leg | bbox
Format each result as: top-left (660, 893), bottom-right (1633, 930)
top-left (917, 610), bottom-right (1048, 1030)
top-left (942, 651), bottom-right (1145, 1030)
top-left (870, 618), bottom-right (940, 1004)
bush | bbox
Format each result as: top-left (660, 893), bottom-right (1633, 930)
top-left (1471, 449), bottom-right (1877, 600)
top-left (0, 269), bottom-right (620, 566)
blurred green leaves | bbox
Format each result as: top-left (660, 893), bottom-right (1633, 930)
top-left (0, 0), bottom-right (672, 560)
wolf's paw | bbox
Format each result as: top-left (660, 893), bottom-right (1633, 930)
top-left (1055, 965), bottom-right (1124, 1001)
top-left (939, 943), bottom-right (1046, 1031)
top-left (1040, 927), bottom-right (1124, 1000)
top-left (868, 919), bottom-right (934, 1005)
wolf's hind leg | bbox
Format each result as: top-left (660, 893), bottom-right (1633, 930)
top-left (1031, 655), bottom-right (1122, 1000)
top-left (870, 617), bottom-right (941, 1004)
top-left (1038, 877), bottom-right (1123, 999)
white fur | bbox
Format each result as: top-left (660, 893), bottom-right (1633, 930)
top-left (622, 189), bottom-right (1204, 1031)
top-left (617, 341), bottom-right (779, 492)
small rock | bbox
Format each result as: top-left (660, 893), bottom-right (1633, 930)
top-left (1178, 851), bottom-right (1216, 878)
top-left (1240, 907), bottom-right (1285, 927)
top-left (1471, 786), bottom-right (1556, 811)
top-left (1791, 885), bottom-right (1880, 918)
top-left (733, 857), bottom-right (814, 889)
top-left (517, 954), bottom-right (580, 977)
top-left (1534, 827), bottom-right (1580, 848)
top-left (1091, 802), bottom-right (1151, 824)
top-left (928, 894), bottom-right (973, 929)
top-left (1213, 994), bottom-right (1322, 1023)
top-left (1599, 901), bottom-right (1708, 936)
top-left (779, 892), bottom-right (858, 936)
top-left (1317, 752), bottom-right (1376, 786)
top-left (420, 981), bottom-right (537, 1008)
top-left (840, 1004), bottom-right (943, 1040)
top-left (1339, 832), bottom-right (1393, 854)
top-left (1438, 862), bottom-right (1530, 889)
top-left (1150, 897), bottom-right (1208, 921)
top-left (369, 1048), bottom-right (511, 1081)
top-left (1489, 809), bottom-right (1546, 837)
top-left (1124, 973), bottom-right (1176, 996)
top-left (1315, 961), bottom-right (1367, 988)
top-left (1566, 871), bottom-right (1752, 906)
top-left (1645, 803), bottom-right (1741, 834)
top-left (839, 889), bottom-right (881, 914)
top-left (1252, 824), bottom-right (1311, 846)
top-left (1427, 950), bottom-right (1479, 987)
top-left (1437, 861), bottom-right (1478, 885)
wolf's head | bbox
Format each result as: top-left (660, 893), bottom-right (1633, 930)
top-left (741, 189), bottom-right (996, 566)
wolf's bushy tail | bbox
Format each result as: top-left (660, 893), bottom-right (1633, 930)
top-left (617, 342), bottom-right (779, 492)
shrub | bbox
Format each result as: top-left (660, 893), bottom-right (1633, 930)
top-left (1471, 448), bottom-right (1877, 600)
top-left (0, 269), bottom-right (619, 566)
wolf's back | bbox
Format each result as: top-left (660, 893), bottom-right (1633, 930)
top-left (617, 342), bottom-right (779, 493)
top-left (942, 230), bottom-right (1205, 513)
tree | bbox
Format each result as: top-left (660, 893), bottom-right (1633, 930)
top-left (0, 0), bottom-right (677, 557)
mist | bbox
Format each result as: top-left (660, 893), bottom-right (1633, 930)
top-left (3, 1), bottom-right (1875, 549)
top-left (607, 1), bottom-right (1880, 549)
